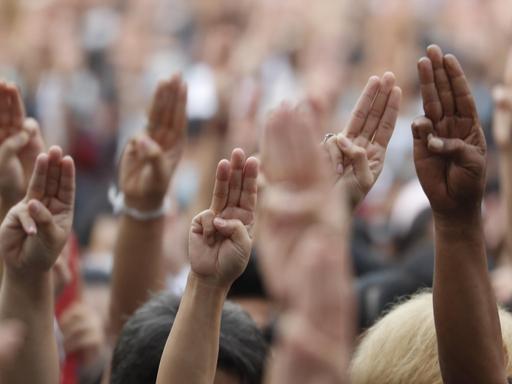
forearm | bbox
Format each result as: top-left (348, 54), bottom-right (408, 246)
top-left (109, 215), bottom-right (165, 338)
top-left (0, 269), bottom-right (59, 384)
top-left (433, 212), bottom-right (506, 384)
top-left (156, 272), bottom-right (226, 384)
top-left (499, 151), bottom-right (512, 262)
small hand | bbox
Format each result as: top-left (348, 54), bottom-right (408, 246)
top-left (59, 302), bottom-right (105, 365)
top-left (0, 146), bottom-right (75, 273)
top-left (414, 45), bottom-right (486, 216)
top-left (0, 83), bottom-right (45, 206)
top-left (120, 75), bottom-right (187, 211)
top-left (492, 48), bottom-right (512, 150)
top-left (322, 73), bottom-right (401, 207)
top-left (188, 148), bottom-right (258, 288)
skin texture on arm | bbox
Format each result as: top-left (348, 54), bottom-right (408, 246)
top-left (109, 75), bottom-right (187, 338)
top-left (0, 146), bottom-right (75, 384)
top-left (322, 73), bottom-right (401, 209)
top-left (0, 82), bottom-right (45, 222)
top-left (156, 148), bottom-right (258, 384)
top-left (493, 48), bottom-right (512, 263)
top-left (258, 104), bottom-right (354, 384)
top-left (414, 45), bottom-right (507, 384)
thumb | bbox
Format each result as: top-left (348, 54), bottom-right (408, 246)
top-left (213, 217), bottom-right (250, 247)
top-left (0, 131), bottom-right (29, 164)
top-left (27, 199), bottom-right (60, 242)
top-left (427, 135), bottom-right (467, 158)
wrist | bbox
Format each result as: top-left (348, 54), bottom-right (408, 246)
top-left (187, 271), bottom-right (230, 298)
top-left (433, 208), bottom-right (483, 236)
top-left (3, 266), bottom-right (53, 303)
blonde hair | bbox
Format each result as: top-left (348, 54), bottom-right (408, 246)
top-left (350, 292), bottom-right (512, 384)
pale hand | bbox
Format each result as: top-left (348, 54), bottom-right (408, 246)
top-left (0, 146), bottom-right (75, 273)
top-left (322, 73), bottom-right (401, 208)
top-left (120, 75), bottom-right (187, 211)
top-left (414, 45), bottom-right (486, 216)
top-left (0, 83), bottom-right (45, 206)
top-left (188, 148), bottom-right (258, 288)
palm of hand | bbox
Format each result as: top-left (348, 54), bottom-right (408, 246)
top-left (188, 149), bottom-right (257, 286)
top-left (188, 212), bottom-right (248, 286)
top-left (336, 142), bottom-right (383, 203)
top-left (416, 117), bottom-right (485, 214)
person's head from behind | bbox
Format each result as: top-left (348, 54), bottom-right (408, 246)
top-left (350, 292), bottom-right (512, 383)
top-left (111, 293), bottom-right (268, 384)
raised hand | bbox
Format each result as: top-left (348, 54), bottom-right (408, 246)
top-left (119, 75), bottom-right (187, 211)
top-left (188, 148), bottom-right (258, 287)
top-left (322, 72), bottom-right (401, 207)
top-left (413, 45), bottom-right (486, 216)
top-left (493, 48), bottom-right (512, 150)
top-left (0, 82), bottom-right (45, 207)
top-left (259, 103), bottom-right (348, 300)
top-left (0, 146), bottom-right (75, 273)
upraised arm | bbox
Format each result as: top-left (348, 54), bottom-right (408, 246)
top-left (414, 45), bottom-right (506, 384)
top-left (109, 75), bottom-right (187, 338)
top-left (259, 103), bottom-right (354, 384)
top-left (156, 148), bottom-right (258, 384)
top-left (0, 146), bottom-right (75, 384)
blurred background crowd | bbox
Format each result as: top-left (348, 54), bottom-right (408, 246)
top-left (1, 0), bottom-right (512, 382)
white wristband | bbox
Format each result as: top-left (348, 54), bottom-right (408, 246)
top-left (108, 186), bottom-right (171, 221)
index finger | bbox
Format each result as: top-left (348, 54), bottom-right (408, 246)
top-left (444, 54), bottom-right (478, 118)
top-left (26, 153), bottom-right (49, 201)
top-left (344, 76), bottom-right (380, 139)
top-left (418, 57), bottom-right (442, 122)
top-left (210, 159), bottom-right (231, 213)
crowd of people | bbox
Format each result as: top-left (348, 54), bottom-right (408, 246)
top-left (0, 0), bottom-right (512, 383)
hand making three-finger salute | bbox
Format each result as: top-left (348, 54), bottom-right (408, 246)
top-left (322, 72), bottom-right (402, 208)
top-left (414, 45), bottom-right (505, 384)
top-left (0, 145), bottom-right (75, 384)
top-left (156, 148), bottom-right (259, 384)
top-left (0, 82), bottom-right (45, 218)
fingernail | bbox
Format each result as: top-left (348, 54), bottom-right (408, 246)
top-left (337, 136), bottom-right (349, 148)
top-left (213, 217), bottom-right (225, 227)
top-left (336, 163), bottom-right (344, 174)
top-left (28, 226), bottom-right (37, 235)
top-left (428, 134), bottom-right (444, 150)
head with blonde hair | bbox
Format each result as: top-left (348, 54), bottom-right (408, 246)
top-left (350, 292), bottom-right (512, 384)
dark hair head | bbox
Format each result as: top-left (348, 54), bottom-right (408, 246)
top-left (111, 292), bottom-right (268, 384)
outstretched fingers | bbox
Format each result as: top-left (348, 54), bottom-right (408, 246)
top-left (372, 86), bottom-right (402, 148)
top-left (210, 159), bottom-right (231, 213)
top-left (444, 54), bottom-right (478, 119)
top-left (359, 72), bottom-right (396, 143)
top-left (45, 146), bottom-right (63, 198)
top-left (26, 153), bottom-right (49, 201)
top-left (344, 76), bottom-right (380, 139)
top-left (239, 157), bottom-right (259, 212)
top-left (418, 57), bottom-right (443, 122)
top-left (427, 44), bottom-right (455, 118)
top-left (227, 148), bottom-right (246, 207)
top-left (57, 156), bottom-right (75, 207)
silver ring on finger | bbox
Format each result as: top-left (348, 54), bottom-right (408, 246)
top-left (323, 133), bottom-right (336, 143)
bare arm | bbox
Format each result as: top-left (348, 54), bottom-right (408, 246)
top-left (109, 75), bottom-right (187, 338)
top-left (156, 150), bottom-right (258, 384)
top-left (414, 45), bottom-right (506, 384)
top-left (0, 146), bottom-right (75, 384)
